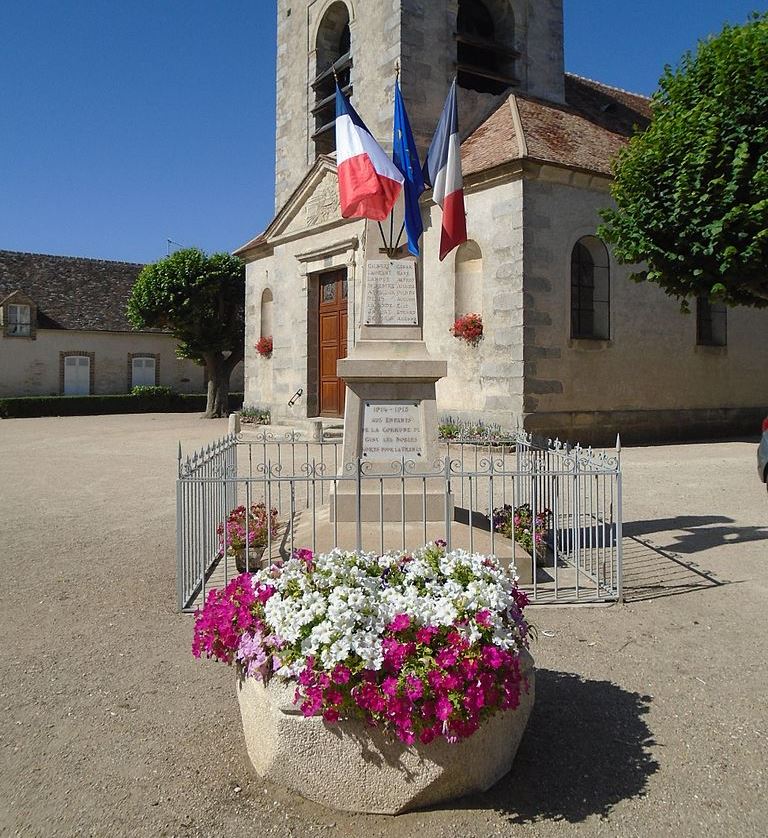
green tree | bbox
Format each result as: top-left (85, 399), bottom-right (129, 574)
top-left (127, 248), bottom-right (245, 418)
top-left (600, 13), bottom-right (768, 309)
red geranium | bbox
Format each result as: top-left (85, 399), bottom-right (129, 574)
top-left (256, 336), bottom-right (273, 358)
top-left (451, 313), bottom-right (483, 346)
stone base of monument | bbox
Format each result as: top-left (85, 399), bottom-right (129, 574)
top-left (236, 650), bottom-right (535, 815)
top-left (329, 481), bottom-right (450, 523)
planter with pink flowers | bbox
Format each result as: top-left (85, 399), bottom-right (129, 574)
top-left (193, 543), bottom-right (536, 814)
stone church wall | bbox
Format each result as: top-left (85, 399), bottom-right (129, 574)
top-left (521, 173), bottom-right (768, 443)
top-left (423, 177), bottom-right (526, 429)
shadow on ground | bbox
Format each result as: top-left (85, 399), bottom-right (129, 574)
top-left (471, 669), bottom-right (658, 824)
top-left (624, 515), bottom-right (768, 553)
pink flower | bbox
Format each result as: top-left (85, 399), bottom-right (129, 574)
top-left (331, 664), bottom-right (351, 685)
top-left (436, 648), bottom-right (458, 669)
top-left (324, 688), bottom-right (344, 707)
top-left (404, 675), bottom-right (424, 700)
top-left (387, 613), bottom-right (411, 633)
top-left (382, 677), bottom-right (399, 697)
top-left (323, 708), bottom-right (340, 723)
top-left (481, 645), bottom-right (504, 670)
top-left (435, 695), bottom-right (453, 721)
top-left (256, 584), bottom-right (276, 604)
top-left (416, 626), bottom-right (438, 645)
top-left (475, 609), bottom-right (492, 628)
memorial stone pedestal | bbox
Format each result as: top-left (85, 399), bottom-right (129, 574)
top-left (332, 246), bottom-right (449, 526)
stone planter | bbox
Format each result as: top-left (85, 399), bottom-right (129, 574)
top-left (233, 545), bottom-right (265, 574)
top-left (236, 650), bottom-right (535, 815)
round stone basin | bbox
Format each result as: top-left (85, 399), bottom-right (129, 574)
top-left (236, 650), bottom-right (535, 815)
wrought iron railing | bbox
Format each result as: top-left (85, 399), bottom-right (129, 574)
top-left (176, 430), bottom-right (622, 611)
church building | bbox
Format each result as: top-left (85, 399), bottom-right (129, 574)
top-left (235, 0), bottom-right (768, 444)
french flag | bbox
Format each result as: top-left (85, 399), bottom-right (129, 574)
top-left (423, 79), bottom-right (468, 261)
top-left (335, 85), bottom-right (404, 221)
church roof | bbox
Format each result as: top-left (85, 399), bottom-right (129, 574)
top-left (235, 75), bottom-right (652, 258)
top-left (462, 74), bottom-right (652, 179)
top-left (0, 250), bottom-right (147, 331)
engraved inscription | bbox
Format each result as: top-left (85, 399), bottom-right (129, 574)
top-left (362, 402), bottom-right (423, 460)
top-left (364, 260), bottom-right (418, 326)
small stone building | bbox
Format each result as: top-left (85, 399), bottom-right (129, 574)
top-left (235, 0), bottom-right (768, 443)
top-left (0, 250), bottom-right (243, 398)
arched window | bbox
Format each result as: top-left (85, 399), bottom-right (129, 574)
top-left (313, 2), bottom-right (352, 157)
top-left (456, 0), bottom-right (518, 95)
top-left (455, 240), bottom-right (483, 319)
top-left (571, 236), bottom-right (610, 340)
top-left (260, 288), bottom-right (274, 338)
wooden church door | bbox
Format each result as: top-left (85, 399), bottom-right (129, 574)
top-left (318, 270), bottom-right (348, 417)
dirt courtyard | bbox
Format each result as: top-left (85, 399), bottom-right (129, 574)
top-left (1, 413), bottom-right (766, 837)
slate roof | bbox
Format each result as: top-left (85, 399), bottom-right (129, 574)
top-left (463, 73), bottom-right (652, 179)
top-left (0, 250), bottom-right (146, 331)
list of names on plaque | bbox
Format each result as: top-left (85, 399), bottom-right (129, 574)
top-left (364, 260), bottom-right (418, 326)
top-left (362, 401), bottom-right (423, 460)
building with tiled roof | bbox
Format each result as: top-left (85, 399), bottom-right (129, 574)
top-left (234, 0), bottom-right (768, 443)
top-left (0, 250), bottom-right (218, 397)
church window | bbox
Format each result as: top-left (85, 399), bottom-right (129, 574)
top-left (696, 296), bottom-right (727, 347)
top-left (571, 237), bottom-right (610, 340)
top-left (454, 241), bottom-right (484, 320)
top-left (456, 0), bottom-right (518, 95)
top-left (260, 288), bottom-right (274, 338)
top-left (312, 2), bottom-right (353, 158)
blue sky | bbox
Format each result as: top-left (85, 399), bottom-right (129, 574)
top-left (0, 0), bottom-right (763, 264)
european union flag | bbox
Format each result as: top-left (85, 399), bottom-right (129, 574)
top-left (393, 80), bottom-right (425, 257)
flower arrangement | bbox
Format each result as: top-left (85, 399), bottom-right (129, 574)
top-left (217, 503), bottom-right (279, 572)
top-left (255, 336), bottom-right (273, 358)
top-left (450, 313), bottom-right (483, 346)
top-left (492, 503), bottom-right (552, 555)
top-left (193, 542), bottom-right (532, 746)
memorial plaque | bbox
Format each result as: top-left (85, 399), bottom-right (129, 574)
top-left (363, 260), bottom-right (418, 326)
top-left (362, 401), bottom-right (423, 460)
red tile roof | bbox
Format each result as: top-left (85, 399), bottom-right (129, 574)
top-left (463, 74), bottom-right (652, 179)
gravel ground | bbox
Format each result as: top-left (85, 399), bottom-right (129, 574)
top-left (1, 414), bottom-right (766, 837)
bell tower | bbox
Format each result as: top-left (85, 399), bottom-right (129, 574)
top-left (273, 0), bottom-right (564, 211)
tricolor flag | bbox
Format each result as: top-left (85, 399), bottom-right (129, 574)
top-left (393, 79), bottom-right (425, 257)
top-left (335, 85), bottom-right (403, 221)
top-left (423, 79), bottom-right (468, 261)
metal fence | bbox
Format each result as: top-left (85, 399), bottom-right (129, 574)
top-left (177, 430), bottom-right (623, 612)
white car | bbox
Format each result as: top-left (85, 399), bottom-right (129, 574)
top-left (759, 417), bottom-right (768, 490)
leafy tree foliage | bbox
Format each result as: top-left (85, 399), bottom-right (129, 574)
top-left (600, 13), bottom-right (768, 308)
top-left (127, 248), bottom-right (245, 418)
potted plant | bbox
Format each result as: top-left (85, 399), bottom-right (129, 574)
top-left (255, 336), bottom-right (273, 358)
top-left (493, 503), bottom-right (552, 565)
top-left (193, 542), bottom-right (535, 814)
top-left (216, 503), bottom-right (279, 573)
top-left (450, 313), bottom-right (483, 346)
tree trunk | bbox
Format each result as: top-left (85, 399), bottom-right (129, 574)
top-left (203, 348), bottom-right (244, 419)
top-left (204, 355), bottom-right (229, 419)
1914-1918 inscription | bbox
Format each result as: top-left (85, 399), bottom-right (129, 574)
top-left (362, 401), bottom-right (423, 460)
top-left (363, 260), bottom-right (418, 326)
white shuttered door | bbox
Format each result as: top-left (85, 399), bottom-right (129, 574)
top-left (132, 357), bottom-right (156, 388)
top-left (64, 356), bottom-right (90, 395)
